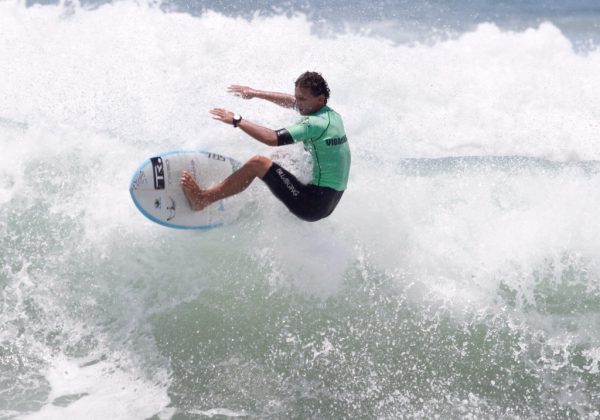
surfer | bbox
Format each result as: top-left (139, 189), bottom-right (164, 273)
top-left (180, 71), bottom-right (351, 222)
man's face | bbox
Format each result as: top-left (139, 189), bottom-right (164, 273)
top-left (295, 86), bottom-right (326, 115)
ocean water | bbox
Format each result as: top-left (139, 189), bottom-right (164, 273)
top-left (2, 0), bottom-right (600, 418)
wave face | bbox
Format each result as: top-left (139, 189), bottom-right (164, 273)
top-left (2, 1), bottom-right (600, 418)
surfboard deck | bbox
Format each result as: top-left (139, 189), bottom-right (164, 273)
top-left (129, 150), bottom-right (245, 229)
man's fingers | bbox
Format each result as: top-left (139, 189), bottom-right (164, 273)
top-left (209, 108), bottom-right (232, 123)
top-left (228, 85), bottom-right (253, 98)
top-left (228, 85), bottom-right (242, 95)
top-left (209, 108), bottom-right (225, 118)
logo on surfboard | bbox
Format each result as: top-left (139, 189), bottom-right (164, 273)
top-left (151, 157), bottom-right (165, 189)
top-left (166, 196), bottom-right (176, 221)
top-left (153, 196), bottom-right (176, 221)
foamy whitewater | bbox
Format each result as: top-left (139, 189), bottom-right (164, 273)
top-left (1, 0), bottom-right (600, 418)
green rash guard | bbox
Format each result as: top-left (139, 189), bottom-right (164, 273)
top-left (279, 106), bottom-right (351, 191)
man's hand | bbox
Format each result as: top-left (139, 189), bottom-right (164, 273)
top-left (210, 108), bottom-right (235, 125)
top-left (209, 107), bottom-right (277, 146)
top-left (228, 85), bottom-right (256, 99)
top-left (228, 85), bottom-right (296, 109)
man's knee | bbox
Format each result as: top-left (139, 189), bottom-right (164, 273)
top-left (247, 155), bottom-right (272, 178)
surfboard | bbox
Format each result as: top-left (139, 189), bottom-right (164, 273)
top-left (129, 150), bottom-right (245, 229)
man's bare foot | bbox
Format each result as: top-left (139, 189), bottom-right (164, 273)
top-left (180, 171), bottom-right (211, 211)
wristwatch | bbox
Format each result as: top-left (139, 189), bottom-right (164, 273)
top-left (232, 114), bottom-right (242, 128)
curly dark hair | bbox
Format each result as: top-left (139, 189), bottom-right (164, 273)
top-left (295, 71), bottom-right (330, 101)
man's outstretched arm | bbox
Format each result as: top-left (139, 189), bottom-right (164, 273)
top-left (210, 108), bottom-right (279, 146)
top-left (228, 85), bottom-right (296, 109)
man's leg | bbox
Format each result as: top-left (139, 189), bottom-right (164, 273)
top-left (180, 155), bottom-right (272, 211)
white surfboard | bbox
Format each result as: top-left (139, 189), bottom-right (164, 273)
top-left (129, 150), bottom-right (246, 229)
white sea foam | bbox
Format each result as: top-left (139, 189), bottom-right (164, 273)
top-left (21, 356), bottom-right (172, 420)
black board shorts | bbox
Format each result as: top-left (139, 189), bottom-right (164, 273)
top-left (261, 163), bottom-right (344, 222)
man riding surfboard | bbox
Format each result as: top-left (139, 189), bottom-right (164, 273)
top-left (181, 71), bottom-right (350, 222)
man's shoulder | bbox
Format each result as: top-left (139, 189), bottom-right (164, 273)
top-left (294, 110), bottom-right (325, 129)
top-left (306, 106), bottom-right (335, 125)
top-left (287, 106), bottom-right (340, 141)
top-left (313, 105), bottom-right (334, 117)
